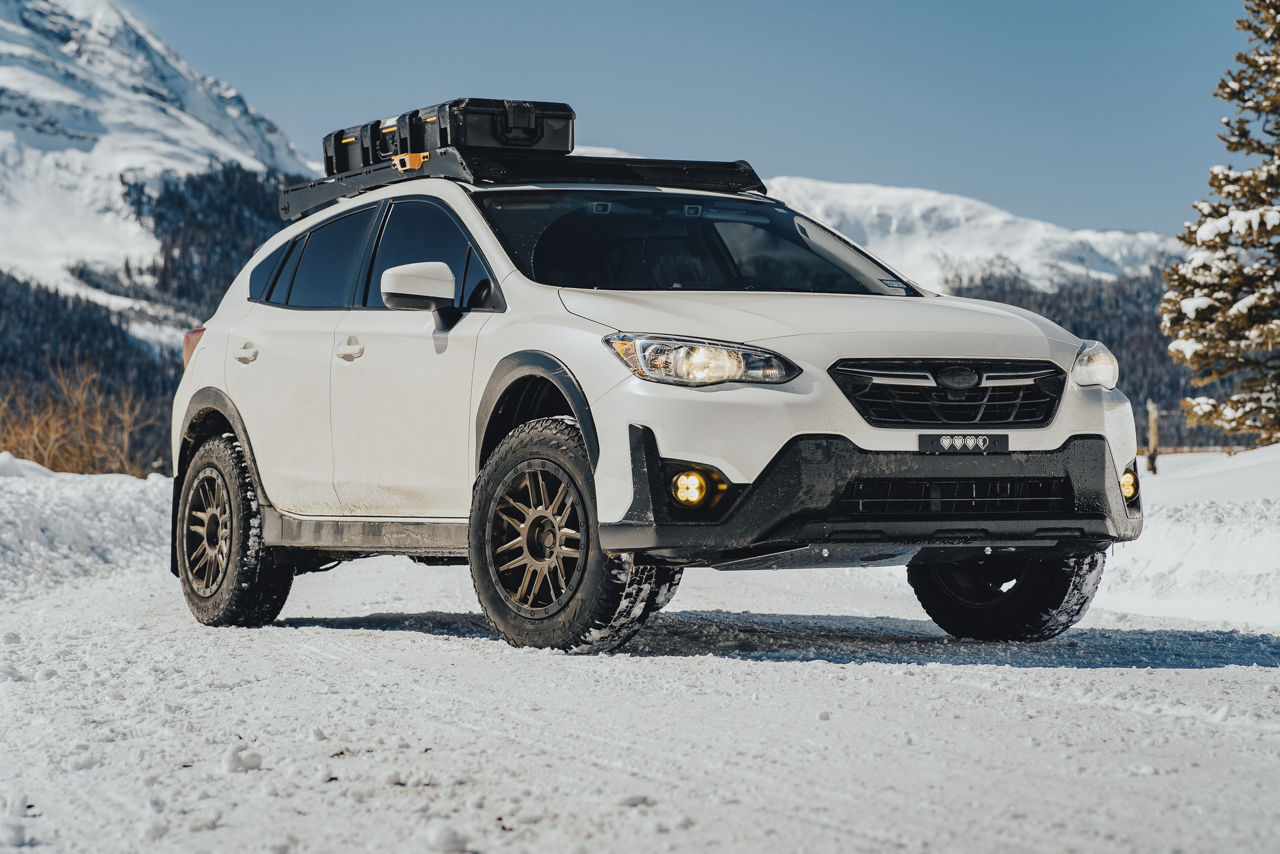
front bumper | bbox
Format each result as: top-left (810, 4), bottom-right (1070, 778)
top-left (598, 426), bottom-right (1143, 567)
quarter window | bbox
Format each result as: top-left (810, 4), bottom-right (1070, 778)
top-left (462, 248), bottom-right (497, 309)
top-left (265, 238), bottom-right (302, 305)
top-left (247, 243), bottom-right (287, 301)
top-left (286, 207), bottom-right (377, 308)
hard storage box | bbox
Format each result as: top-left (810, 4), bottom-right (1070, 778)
top-left (322, 99), bottom-right (575, 176)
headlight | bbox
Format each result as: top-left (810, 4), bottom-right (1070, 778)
top-left (1071, 340), bottom-right (1119, 390)
top-left (603, 333), bottom-right (801, 387)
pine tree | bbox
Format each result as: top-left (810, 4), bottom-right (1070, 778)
top-left (1160, 0), bottom-right (1280, 443)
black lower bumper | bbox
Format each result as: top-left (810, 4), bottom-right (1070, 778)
top-left (597, 426), bottom-right (1143, 567)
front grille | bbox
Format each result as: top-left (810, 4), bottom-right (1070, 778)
top-left (829, 359), bottom-right (1065, 428)
top-left (835, 477), bottom-right (1074, 519)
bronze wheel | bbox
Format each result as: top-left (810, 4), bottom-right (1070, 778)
top-left (176, 435), bottom-right (293, 626)
top-left (487, 461), bottom-right (585, 619)
top-left (469, 418), bottom-right (657, 652)
top-left (183, 467), bottom-right (232, 598)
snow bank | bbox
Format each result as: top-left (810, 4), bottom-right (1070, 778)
top-left (0, 452), bottom-right (55, 479)
top-left (1100, 447), bottom-right (1280, 630)
top-left (0, 465), bottom-right (169, 602)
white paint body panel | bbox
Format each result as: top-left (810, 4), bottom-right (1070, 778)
top-left (330, 309), bottom-right (492, 516)
top-left (224, 305), bottom-right (344, 514)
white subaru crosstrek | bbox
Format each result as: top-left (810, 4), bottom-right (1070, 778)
top-left (171, 133), bottom-right (1142, 652)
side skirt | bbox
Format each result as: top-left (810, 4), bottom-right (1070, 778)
top-left (261, 507), bottom-right (469, 558)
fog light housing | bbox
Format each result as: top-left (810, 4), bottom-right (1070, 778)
top-left (1119, 471), bottom-right (1137, 500)
top-left (672, 471), bottom-right (708, 506)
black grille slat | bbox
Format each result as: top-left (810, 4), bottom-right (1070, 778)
top-left (836, 477), bottom-right (1073, 518)
top-left (829, 359), bottom-right (1065, 429)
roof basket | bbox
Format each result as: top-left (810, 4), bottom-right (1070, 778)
top-left (278, 150), bottom-right (768, 220)
top-left (279, 97), bottom-right (765, 220)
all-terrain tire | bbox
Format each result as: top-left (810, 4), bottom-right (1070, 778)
top-left (907, 550), bottom-right (1105, 642)
top-left (642, 566), bottom-right (684, 616)
top-left (176, 434), bottom-right (293, 626)
top-left (469, 418), bottom-right (655, 653)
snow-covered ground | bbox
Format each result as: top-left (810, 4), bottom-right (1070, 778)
top-left (2, 450), bottom-right (1278, 852)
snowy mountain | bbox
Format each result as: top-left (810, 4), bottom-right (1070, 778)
top-left (0, 0), bottom-right (315, 302)
top-left (768, 176), bottom-right (1181, 291)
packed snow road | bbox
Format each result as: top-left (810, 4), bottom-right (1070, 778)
top-left (2, 450), bottom-right (1279, 852)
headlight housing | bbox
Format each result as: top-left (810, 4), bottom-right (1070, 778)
top-left (603, 333), bottom-right (801, 387)
top-left (1071, 340), bottom-right (1119, 390)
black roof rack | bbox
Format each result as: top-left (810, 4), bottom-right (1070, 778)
top-left (278, 149), bottom-right (767, 220)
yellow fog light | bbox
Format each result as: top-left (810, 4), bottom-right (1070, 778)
top-left (1119, 471), bottom-right (1137, 500)
top-left (672, 471), bottom-right (708, 506)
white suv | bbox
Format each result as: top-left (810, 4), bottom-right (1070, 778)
top-left (171, 140), bottom-right (1142, 652)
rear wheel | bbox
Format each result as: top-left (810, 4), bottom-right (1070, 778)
top-left (906, 550), bottom-right (1105, 641)
top-left (176, 435), bottom-right (293, 626)
top-left (469, 418), bottom-right (655, 653)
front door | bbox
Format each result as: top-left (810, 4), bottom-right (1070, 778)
top-left (330, 199), bottom-right (493, 518)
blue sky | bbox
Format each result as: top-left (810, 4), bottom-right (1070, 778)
top-left (124, 0), bottom-right (1243, 234)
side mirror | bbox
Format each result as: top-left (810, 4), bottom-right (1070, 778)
top-left (381, 262), bottom-right (456, 311)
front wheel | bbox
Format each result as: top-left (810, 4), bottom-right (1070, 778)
top-left (907, 550), bottom-right (1105, 642)
top-left (469, 418), bottom-right (655, 653)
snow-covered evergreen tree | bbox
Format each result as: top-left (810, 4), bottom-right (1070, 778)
top-left (1161, 0), bottom-right (1280, 443)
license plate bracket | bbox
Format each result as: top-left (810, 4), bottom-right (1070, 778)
top-left (919, 434), bottom-right (1009, 454)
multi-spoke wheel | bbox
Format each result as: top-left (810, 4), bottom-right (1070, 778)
top-left (469, 418), bottom-right (658, 652)
top-left (175, 435), bottom-right (293, 626)
top-left (489, 463), bottom-right (585, 617)
top-left (184, 468), bottom-right (232, 598)
top-left (907, 550), bottom-right (1105, 641)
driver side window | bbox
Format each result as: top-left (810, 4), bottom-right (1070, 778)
top-left (364, 201), bottom-right (471, 308)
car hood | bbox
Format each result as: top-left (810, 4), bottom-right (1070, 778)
top-left (558, 289), bottom-right (1083, 368)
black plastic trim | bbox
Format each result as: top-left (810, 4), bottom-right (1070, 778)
top-left (280, 149), bottom-right (767, 220)
top-left (600, 431), bottom-right (1143, 565)
top-left (475, 352), bottom-right (599, 470)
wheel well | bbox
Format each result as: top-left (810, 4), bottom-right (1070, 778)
top-left (178, 408), bottom-right (235, 481)
top-left (479, 376), bottom-right (574, 468)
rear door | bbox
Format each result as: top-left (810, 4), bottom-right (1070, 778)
top-left (330, 198), bottom-right (496, 518)
top-left (225, 205), bottom-right (378, 515)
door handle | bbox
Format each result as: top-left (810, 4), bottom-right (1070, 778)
top-left (234, 343), bottom-right (259, 364)
top-left (335, 337), bottom-right (365, 361)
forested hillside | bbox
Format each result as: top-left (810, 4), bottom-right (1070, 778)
top-left (123, 165), bottom-right (305, 318)
top-left (1, 164), bottom-right (291, 471)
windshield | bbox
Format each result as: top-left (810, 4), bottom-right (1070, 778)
top-left (472, 189), bottom-right (918, 296)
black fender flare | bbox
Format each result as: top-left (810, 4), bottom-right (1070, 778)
top-left (171, 388), bottom-right (272, 575)
top-left (475, 351), bottom-right (600, 472)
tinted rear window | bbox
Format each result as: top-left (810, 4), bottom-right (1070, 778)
top-left (364, 201), bottom-right (471, 308)
top-left (286, 207), bottom-right (377, 308)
